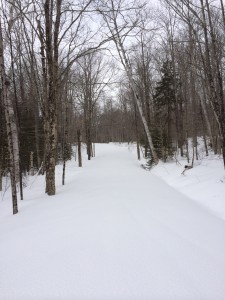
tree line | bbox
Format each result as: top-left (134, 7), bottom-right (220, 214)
top-left (0, 0), bottom-right (224, 214)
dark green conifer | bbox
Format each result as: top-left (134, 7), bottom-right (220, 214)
top-left (153, 60), bottom-right (177, 162)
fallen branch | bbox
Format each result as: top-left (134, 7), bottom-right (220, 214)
top-left (141, 164), bottom-right (149, 170)
top-left (182, 145), bottom-right (195, 175)
top-left (181, 165), bottom-right (193, 175)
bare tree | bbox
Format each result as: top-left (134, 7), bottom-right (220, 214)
top-left (73, 52), bottom-right (111, 160)
top-left (97, 0), bottom-right (159, 164)
top-left (0, 13), bottom-right (19, 214)
top-left (163, 0), bottom-right (225, 167)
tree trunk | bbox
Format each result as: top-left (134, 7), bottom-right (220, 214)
top-left (0, 19), bottom-right (19, 214)
top-left (101, 3), bottom-right (158, 164)
top-left (44, 0), bottom-right (61, 195)
top-left (62, 84), bottom-right (69, 186)
top-left (186, 131), bottom-right (190, 164)
top-left (134, 99), bottom-right (141, 160)
top-left (9, 25), bottom-right (23, 200)
top-left (77, 129), bottom-right (82, 167)
top-left (200, 0), bottom-right (225, 167)
top-left (0, 164), bottom-right (2, 192)
top-left (200, 104), bottom-right (208, 156)
top-left (30, 152), bottom-right (34, 175)
top-left (199, 79), bottom-right (215, 153)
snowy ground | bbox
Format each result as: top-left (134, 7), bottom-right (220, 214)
top-left (130, 142), bottom-right (225, 221)
top-left (0, 143), bottom-right (225, 300)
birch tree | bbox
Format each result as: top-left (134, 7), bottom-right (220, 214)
top-left (97, 0), bottom-right (159, 164)
top-left (0, 14), bottom-right (19, 214)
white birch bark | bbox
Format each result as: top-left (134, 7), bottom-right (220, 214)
top-left (100, 0), bottom-right (158, 164)
top-left (0, 18), bottom-right (19, 214)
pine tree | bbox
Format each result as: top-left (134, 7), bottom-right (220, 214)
top-left (153, 60), bottom-right (177, 161)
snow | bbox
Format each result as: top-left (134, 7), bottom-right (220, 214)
top-left (0, 143), bottom-right (225, 299)
top-left (146, 146), bottom-right (225, 221)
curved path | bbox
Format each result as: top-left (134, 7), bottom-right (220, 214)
top-left (0, 143), bottom-right (225, 299)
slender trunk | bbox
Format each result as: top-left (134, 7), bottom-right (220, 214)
top-left (30, 151), bottom-right (34, 175)
top-left (87, 127), bottom-right (92, 160)
top-left (9, 26), bottom-right (23, 200)
top-left (62, 85), bottom-right (69, 186)
top-left (199, 79), bottom-right (215, 153)
top-left (34, 110), bottom-right (41, 168)
top-left (191, 143), bottom-right (195, 167)
top-left (178, 97), bottom-right (184, 156)
top-left (219, 117), bottom-right (225, 165)
top-left (37, 18), bottom-right (48, 175)
top-left (0, 99), bottom-right (3, 192)
top-left (62, 160), bottom-right (66, 185)
top-left (30, 54), bottom-right (41, 169)
top-left (220, 0), bottom-right (225, 30)
top-left (102, 5), bottom-right (158, 164)
top-left (0, 164), bottom-right (2, 191)
top-left (77, 129), bottom-right (82, 167)
top-left (86, 105), bottom-right (92, 160)
top-left (186, 131), bottom-right (190, 164)
top-left (92, 143), bottom-right (95, 157)
top-left (200, 104), bottom-right (208, 156)
top-left (134, 100), bottom-right (140, 160)
top-left (170, 36), bottom-right (181, 156)
top-left (188, 24), bottom-right (198, 160)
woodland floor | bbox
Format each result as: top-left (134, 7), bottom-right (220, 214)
top-left (0, 143), bottom-right (225, 299)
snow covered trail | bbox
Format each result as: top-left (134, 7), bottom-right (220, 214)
top-left (0, 143), bottom-right (225, 300)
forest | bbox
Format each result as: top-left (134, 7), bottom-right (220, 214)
top-left (0, 0), bottom-right (225, 214)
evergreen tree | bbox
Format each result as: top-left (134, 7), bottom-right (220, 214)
top-left (153, 60), bottom-right (177, 161)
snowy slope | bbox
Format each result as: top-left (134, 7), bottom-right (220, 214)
top-left (0, 143), bottom-right (225, 300)
top-left (145, 147), bottom-right (225, 220)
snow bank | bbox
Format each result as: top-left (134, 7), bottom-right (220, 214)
top-left (151, 154), bottom-right (225, 220)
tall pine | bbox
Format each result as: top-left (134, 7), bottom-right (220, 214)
top-left (153, 60), bottom-right (177, 162)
